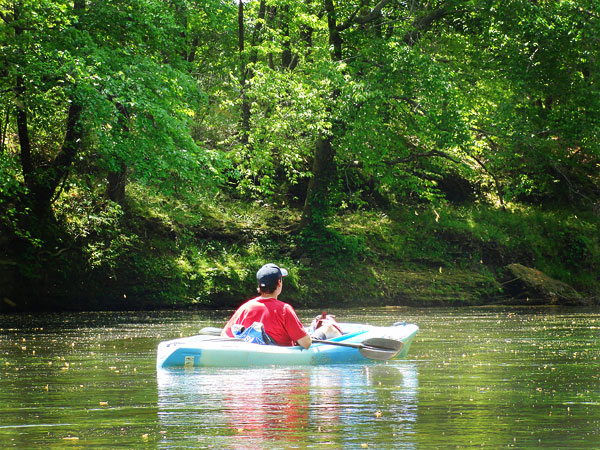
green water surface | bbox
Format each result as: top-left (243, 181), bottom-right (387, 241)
top-left (1, 307), bottom-right (598, 449)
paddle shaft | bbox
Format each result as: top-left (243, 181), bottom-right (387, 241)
top-left (318, 339), bottom-right (372, 349)
top-left (201, 327), bottom-right (404, 360)
top-left (318, 337), bottom-right (404, 360)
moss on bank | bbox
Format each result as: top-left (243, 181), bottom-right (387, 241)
top-left (1, 184), bottom-right (599, 311)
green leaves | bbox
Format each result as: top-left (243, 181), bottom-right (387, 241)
top-left (459, 0), bottom-right (600, 205)
top-left (2, 0), bottom-right (224, 204)
top-left (1, 0), bottom-right (598, 262)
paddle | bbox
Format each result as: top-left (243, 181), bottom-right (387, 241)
top-left (316, 337), bottom-right (404, 361)
top-left (199, 327), bottom-right (403, 360)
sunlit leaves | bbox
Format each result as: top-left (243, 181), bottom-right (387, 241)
top-left (425, 2), bottom-right (595, 205)
top-left (1, 0), bottom-right (225, 205)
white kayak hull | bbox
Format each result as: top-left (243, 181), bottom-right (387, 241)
top-left (156, 322), bottom-right (418, 368)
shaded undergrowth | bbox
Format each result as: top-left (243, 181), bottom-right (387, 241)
top-left (2, 183), bottom-right (598, 311)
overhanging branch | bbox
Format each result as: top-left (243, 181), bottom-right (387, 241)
top-left (403, 7), bottom-right (449, 46)
top-left (337, 0), bottom-right (370, 31)
top-left (356, 0), bottom-right (394, 25)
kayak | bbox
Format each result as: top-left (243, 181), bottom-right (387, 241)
top-left (156, 322), bottom-right (418, 369)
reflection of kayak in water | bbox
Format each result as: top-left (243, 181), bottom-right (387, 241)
top-left (156, 364), bottom-right (419, 449)
top-left (156, 322), bottom-right (418, 368)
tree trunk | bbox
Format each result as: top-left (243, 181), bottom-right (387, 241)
top-left (300, 0), bottom-right (314, 63)
top-left (107, 162), bottom-right (127, 204)
top-left (238, 1), bottom-right (248, 144)
top-left (299, 0), bottom-right (341, 229)
top-left (15, 78), bottom-right (34, 187)
top-left (14, 3), bottom-right (34, 189)
top-left (299, 136), bottom-right (336, 228)
top-left (324, 0), bottom-right (342, 61)
top-left (238, 0), bottom-right (266, 145)
top-left (280, 6), bottom-right (293, 68)
top-left (0, 104), bottom-right (9, 154)
top-left (13, 0), bottom-right (85, 216)
top-left (106, 101), bottom-right (130, 205)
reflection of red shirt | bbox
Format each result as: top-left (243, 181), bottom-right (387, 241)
top-left (223, 297), bottom-right (308, 346)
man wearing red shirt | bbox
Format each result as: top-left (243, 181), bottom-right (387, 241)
top-left (221, 263), bottom-right (312, 349)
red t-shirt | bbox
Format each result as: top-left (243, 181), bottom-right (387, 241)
top-left (222, 297), bottom-right (308, 346)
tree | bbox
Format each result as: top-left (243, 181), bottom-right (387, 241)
top-left (298, 0), bottom-right (470, 225)
top-left (212, 1), bottom-right (478, 226)
top-left (460, 0), bottom-right (600, 206)
top-left (0, 0), bottom-right (222, 222)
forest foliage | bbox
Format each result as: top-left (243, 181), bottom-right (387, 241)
top-left (1, 0), bottom-right (599, 310)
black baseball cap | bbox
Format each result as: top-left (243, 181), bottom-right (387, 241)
top-left (256, 263), bottom-right (288, 288)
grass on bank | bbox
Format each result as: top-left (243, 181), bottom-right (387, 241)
top-left (8, 180), bottom-right (595, 311)
top-left (83, 183), bottom-right (598, 309)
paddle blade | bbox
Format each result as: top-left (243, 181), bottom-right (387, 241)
top-left (358, 345), bottom-right (402, 360)
top-left (362, 338), bottom-right (404, 351)
top-left (358, 338), bottom-right (404, 360)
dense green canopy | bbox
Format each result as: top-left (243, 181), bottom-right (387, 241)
top-left (1, 0), bottom-right (598, 309)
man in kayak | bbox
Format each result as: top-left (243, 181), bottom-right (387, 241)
top-left (221, 263), bottom-right (312, 349)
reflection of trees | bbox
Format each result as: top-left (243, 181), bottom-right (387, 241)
top-left (310, 364), bottom-right (418, 449)
top-left (413, 310), bottom-right (600, 448)
top-left (157, 363), bottom-right (419, 449)
top-left (0, 313), bottom-right (159, 447)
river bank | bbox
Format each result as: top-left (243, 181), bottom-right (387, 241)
top-left (1, 186), bottom-right (599, 311)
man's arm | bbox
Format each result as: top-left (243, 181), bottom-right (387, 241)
top-left (297, 334), bottom-right (312, 349)
top-left (221, 311), bottom-right (239, 337)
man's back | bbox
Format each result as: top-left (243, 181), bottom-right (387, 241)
top-left (223, 297), bottom-right (307, 346)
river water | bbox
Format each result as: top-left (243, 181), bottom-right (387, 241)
top-left (0, 307), bottom-right (599, 449)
